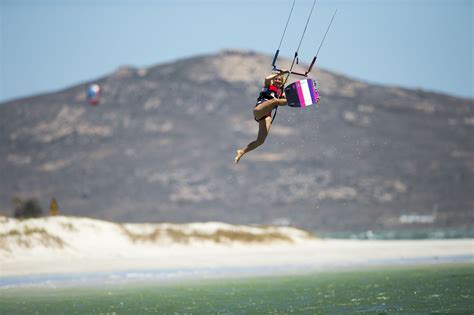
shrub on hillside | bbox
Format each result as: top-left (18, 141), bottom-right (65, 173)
top-left (12, 197), bottom-right (43, 219)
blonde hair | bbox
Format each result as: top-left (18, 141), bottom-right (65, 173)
top-left (272, 73), bottom-right (285, 84)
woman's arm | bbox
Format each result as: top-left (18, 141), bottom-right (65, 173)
top-left (263, 70), bottom-right (289, 86)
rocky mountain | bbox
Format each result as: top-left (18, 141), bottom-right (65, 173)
top-left (1, 50), bottom-right (473, 233)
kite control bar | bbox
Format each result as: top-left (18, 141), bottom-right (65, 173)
top-left (271, 4), bottom-right (337, 78)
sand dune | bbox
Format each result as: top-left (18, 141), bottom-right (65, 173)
top-left (0, 216), bottom-right (472, 277)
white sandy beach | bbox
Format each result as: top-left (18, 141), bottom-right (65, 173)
top-left (1, 216), bottom-right (473, 278)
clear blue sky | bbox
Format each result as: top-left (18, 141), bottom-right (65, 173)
top-left (0, 0), bottom-right (472, 103)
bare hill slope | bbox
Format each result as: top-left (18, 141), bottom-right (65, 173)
top-left (1, 50), bottom-right (472, 232)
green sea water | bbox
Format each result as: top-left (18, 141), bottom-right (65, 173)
top-left (319, 228), bottom-right (474, 240)
top-left (1, 264), bottom-right (472, 314)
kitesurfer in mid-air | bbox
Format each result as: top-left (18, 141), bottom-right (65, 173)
top-left (234, 70), bottom-right (289, 164)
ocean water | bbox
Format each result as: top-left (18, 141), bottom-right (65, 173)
top-left (320, 228), bottom-right (474, 240)
top-left (0, 263), bottom-right (472, 314)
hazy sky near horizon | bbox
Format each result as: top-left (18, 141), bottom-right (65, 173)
top-left (0, 0), bottom-right (472, 103)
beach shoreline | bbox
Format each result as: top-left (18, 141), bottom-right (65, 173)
top-left (2, 239), bottom-right (473, 278)
top-left (1, 216), bottom-right (473, 279)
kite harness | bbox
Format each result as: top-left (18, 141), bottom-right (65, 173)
top-left (255, 84), bottom-right (283, 122)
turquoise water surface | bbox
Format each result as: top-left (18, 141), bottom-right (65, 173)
top-left (1, 263), bottom-right (472, 314)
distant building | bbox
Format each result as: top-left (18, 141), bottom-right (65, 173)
top-left (49, 198), bottom-right (59, 216)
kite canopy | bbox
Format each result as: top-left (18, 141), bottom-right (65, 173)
top-left (87, 84), bottom-right (101, 106)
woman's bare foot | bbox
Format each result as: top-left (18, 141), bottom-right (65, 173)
top-left (234, 150), bottom-right (244, 164)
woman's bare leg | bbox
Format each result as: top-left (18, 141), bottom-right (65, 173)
top-left (235, 116), bottom-right (272, 164)
top-left (253, 98), bottom-right (287, 121)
